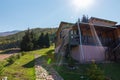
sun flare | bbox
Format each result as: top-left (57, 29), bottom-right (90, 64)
top-left (71, 0), bottom-right (95, 10)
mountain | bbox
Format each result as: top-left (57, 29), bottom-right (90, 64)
top-left (0, 28), bottom-right (57, 43)
top-left (0, 30), bottom-right (20, 37)
top-left (0, 28), bottom-right (57, 50)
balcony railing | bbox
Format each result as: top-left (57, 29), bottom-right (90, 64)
top-left (69, 34), bottom-right (80, 45)
top-left (69, 34), bottom-right (114, 46)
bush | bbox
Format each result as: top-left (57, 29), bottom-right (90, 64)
top-left (68, 56), bottom-right (75, 67)
top-left (7, 55), bottom-right (17, 65)
top-left (16, 54), bottom-right (21, 59)
top-left (87, 61), bottom-right (105, 80)
top-left (21, 52), bottom-right (26, 56)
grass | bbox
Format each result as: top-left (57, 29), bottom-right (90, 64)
top-left (53, 64), bottom-right (88, 80)
top-left (99, 63), bottom-right (120, 80)
top-left (0, 46), bottom-right (54, 80)
top-left (31, 46), bottom-right (120, 80)
top-left (0, 46), bottom-right (120, 80)
top-left (0, 51), bottom-right (35, 80)
top-left (34, 46), bottom-right (55, 62)
top-left (53, 63), bottom-right (120, 80)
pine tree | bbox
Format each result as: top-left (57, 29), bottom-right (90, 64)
top-left (45, 33), bottom-right (50, 48)
top-left (38, 33), bottom-right (45, 48)
top-left (31, 30), bottom-right (39, 49)
top-left (81, 15), bottom-right (89, 23)
top-left (20, 28), bottom-right (34, 51)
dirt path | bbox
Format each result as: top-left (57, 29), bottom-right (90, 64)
top-left (0, 48), bottom-right (20, 60)
top-left (0, 54), bottom-right (12, 60)
top-left (35, 54), bottom-right (64, 80)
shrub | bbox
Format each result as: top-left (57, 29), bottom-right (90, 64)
top-left (68, 57), bottom-right (75, 67)
top-left (87, 61), bottom-right (105, 80)
top-left (21, 52), bottom-right (26, 56)
top-left (7, 55), bottom-right (16, 65)
top-left (16, 53), bottom-right (21, 59)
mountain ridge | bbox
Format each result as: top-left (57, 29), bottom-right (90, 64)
top-left (0, 30), bottom-right (21, 37)
top-left (0, 28), bottom-right (57, 43)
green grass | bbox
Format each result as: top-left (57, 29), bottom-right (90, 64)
top-left (99, 63), bottom-right (120, 80)
top-left (53, 64), bottom-right (88, 80)
top-left (1, 46), bottom-right (120, 80)
top-left (31, 46), bottom-right (120, 80)
top-left (0, 46), bottom-right (54, 80)
top-left (34, 46), bottom-right (55, 62)
top-left (53, 63), bottom-right (120, 80)
top-left (1, 52), bottom-right (35, 80)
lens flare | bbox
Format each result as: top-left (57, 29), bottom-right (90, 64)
top-left (71, 0), bottom-right (95, 10)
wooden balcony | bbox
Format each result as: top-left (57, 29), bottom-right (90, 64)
top-left (69, 34), bottom-right (114, 46)
top-left (69, 34), bottom-right (80, 46)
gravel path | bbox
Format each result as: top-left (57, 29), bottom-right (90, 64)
top-left (35, 55), bottom-right (64, 80)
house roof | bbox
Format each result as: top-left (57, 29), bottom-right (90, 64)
top-left (56, 21), bottom-right (74, 35)
top-left (56, 17), bottom-right (118, 35)
top-left (73, 22), bottom-right (117, 29)
top-left (73, 22), bottom-right (117, 32)
top-left (89, 17), bottom-right (117, 24)
top-left (82, 22), bottom-right (116, 28)
top-left (115, 25), bottom-right (120, 29)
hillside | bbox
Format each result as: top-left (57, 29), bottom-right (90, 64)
top-left (0, 30), bottom-right (20, 37)
top-left (0, 28), bottom-right (57, 50)
top-left (0, 28), bottom-right (57, 42)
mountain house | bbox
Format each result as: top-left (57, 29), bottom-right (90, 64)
top-left (55, 17), bottom-right (120, 63)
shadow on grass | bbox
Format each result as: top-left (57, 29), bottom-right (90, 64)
top-left (22, 49), bottom-right (63, 79)
top-left (0, 48), bottom-right (20, 54)
top-left (22, 49), bottom-right (54, 68)
top-left (22, 59), bottom-right (35, 68)
top-left (45, 49), bottom-right (55, 61)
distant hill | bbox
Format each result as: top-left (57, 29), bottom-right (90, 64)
top-left (0, 30), bottom-right (20, 37)
top-left (0, 28), bottom-right (57, 43)
top-left (0, 28), bottom-right (57, 50)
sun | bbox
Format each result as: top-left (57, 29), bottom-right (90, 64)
top-left (71, 0), bottom-right (95, 10)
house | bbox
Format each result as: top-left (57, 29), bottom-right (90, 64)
top-left (55, 17), bottom-right (120, 63)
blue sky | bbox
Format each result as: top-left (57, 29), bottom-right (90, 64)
top-left (0, 0), bottom-right (120, 32)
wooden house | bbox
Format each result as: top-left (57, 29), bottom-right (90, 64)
top-left (55, 17), bottom-right (120, 63)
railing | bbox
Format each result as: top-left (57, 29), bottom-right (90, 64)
top-left (81, 36), bottom-right (113, 46)
top-left (69, 33), bottom-right (114, 47)
top-left (69, 34), bottom-right (80, 45)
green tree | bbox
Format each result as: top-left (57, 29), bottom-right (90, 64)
top-left (31, 30), bottom-right (39, 49)
top-left (20, 28), bottom-right (34, 51)
top-left (38, 33), bottom-right (45, 48)
top-left (81, 15), bottom-right (89, 23)
top-left (45, 33), bottom-right (50, 48)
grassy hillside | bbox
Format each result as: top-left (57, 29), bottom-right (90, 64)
top-left (0, 28), bottom-right (57, 50)
top-left (0, 46), bottom-right (120, 80)
top-left (0, 28), bottom-right (57, 42)
top-left (0, 46), bottom-right (54, 80)
top-left (0, 52), bottom-right (35, 80)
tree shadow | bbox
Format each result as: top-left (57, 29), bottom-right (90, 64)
top-left (22, 59), bottom-right (35, 68)
top-left (46, 49), bottom-right (54, 54)
top-left (44, 49), bottom-right (55, 62)
top-left (22, 49), bottom-right (63, 79)
top-left (0, 48), bottom-right (20, 54)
